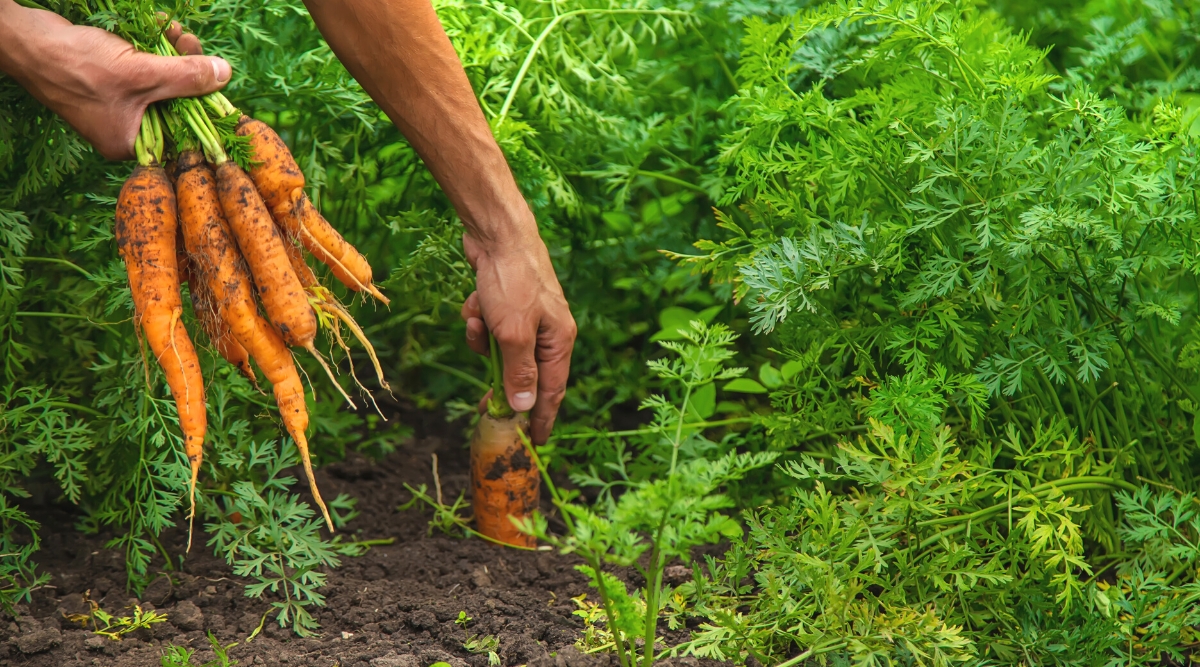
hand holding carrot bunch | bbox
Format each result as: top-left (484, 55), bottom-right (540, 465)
top-left (114, 38), bottom-right (390, 537)
top-left (3, 0), bottom-right (578, 549)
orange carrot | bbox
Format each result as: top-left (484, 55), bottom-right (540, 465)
top-left (236, 116), bottom-right (388, 304)
top-left (176, 151), bottom-right (332, 530)
top-left (236, 116), bottom-right (304, 211)
top-left (115, 164), bottom-right (207, 519)
top-left (282, 234), bottom-right (319, 289)
top-left (182, 254), bottom-right (256, 383)
top-left (470, 411), bottom-right (539, 548)
top-left (282, 238), bottom-right (391, 395)
top-left (214, 160), bottom-right (316, 348)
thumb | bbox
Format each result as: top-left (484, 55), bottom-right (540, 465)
top-left (494, 325), bottom-right (539, 413)
top-left (139, 53), bottom-right (231, 102)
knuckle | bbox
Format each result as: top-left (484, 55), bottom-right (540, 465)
top-left (193, 59), bottom-right (210, 86)
top-left (506, 363), bottom-right (538, 387)
top-left (539, 384), bottom-right (567, 401)
top-left (494, 325), bottom-right (534, 349)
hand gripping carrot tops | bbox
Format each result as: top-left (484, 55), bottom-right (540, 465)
top-left (110, 28), bottom-right (391, 534)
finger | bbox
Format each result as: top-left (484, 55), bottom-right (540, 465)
top-left (175, 33), bottom-right (204, 56)
top-left (465, 318), bottom-right (489, 356)
top-left (136, 52), bottom-right (231, 102)
top-left (461, 292), bottom-right (481, 321)
top-left (492, 321), bottom-right (539, 413)
top-left (461, 293), bottom-right (488, 356)
top-left (477, 390), bottom-right (492, 415)
top-left (529, 316), bottom-right (576, 445)
top-left (164, 20), bottom-right (182, 44)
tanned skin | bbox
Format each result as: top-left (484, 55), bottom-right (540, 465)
top-left (0, 0), bottom-right (575, 444)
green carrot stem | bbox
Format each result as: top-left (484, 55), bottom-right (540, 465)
top-left (150, 106), bottom-right (164, 163)
top-left (487, 333), bottom-right (513, 418)
top-left (204, 93), bottom-right (237, 118)
top-left (134, 123), bottom-right (152, 167)
top-left (182, 101), bottom-right (225, 163)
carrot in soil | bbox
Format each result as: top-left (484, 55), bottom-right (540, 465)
top-left (471, 410), bottom-right (538, 548)
top-left (236, 116), bottom-right (388, 304)
top-left (175, 150), bottom-right (333, 530)
top-left (115, 162), bottom-right (207, 524)
top-left (470, 336), bottom-right (538, 548)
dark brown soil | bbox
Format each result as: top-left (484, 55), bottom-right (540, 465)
top-left (0, 410), bottom-right (709, 667)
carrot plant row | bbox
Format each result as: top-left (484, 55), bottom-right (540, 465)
top-left (116, 52), bottom-right (389, 534)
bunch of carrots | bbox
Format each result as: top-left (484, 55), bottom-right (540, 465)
top-left (117, 32), bottom-right (389, 538)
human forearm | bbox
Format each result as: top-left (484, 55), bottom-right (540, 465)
top-left (303, 0), bottom-right (536, 248)
top-left (305, 0), bottom-right (576, 439)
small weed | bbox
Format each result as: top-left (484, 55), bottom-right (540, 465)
top-left (571, 594), bottom-right (616, 654)
top-left (63, 592), bottom-right (168, 641)
top-left (160, 632), bottom-right (238, 667)
top-left (456, 611), bottom-right (501, 666)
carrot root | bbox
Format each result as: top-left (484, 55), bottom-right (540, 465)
top-left (215, 161), bottom-right (316, 348)
top-left (304, 342), bottom-right (356, 410)
top-left (294, 430), bottom-right (333, 532)
top-left (470, 411), bottom-right (538, 548)
top-left (116, 164), bottom-right (206, 550)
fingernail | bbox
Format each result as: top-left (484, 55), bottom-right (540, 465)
top-left (511, 391), bottom-right (535, 412)
top-left (212, 58), bottom-right (231, 83)
top-left (466, 328), bottom-right (477, 341)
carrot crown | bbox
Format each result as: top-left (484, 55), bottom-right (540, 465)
top-left (134, 105), bottom-right (166, 167)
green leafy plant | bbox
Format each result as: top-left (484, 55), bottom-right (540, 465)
top-left (0, 385), bottom-right (93, 611)
top-left (204, 442), bottom-right (361, 636)
top-left (664, 0), bottom-right (1200, 662)
top-left (521, 322), bottom-right (777, 667)
top-left (683, 416), bottom-right (1200, 665)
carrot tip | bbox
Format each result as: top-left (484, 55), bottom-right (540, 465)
top-left (293, 432), bottom-right (334, 532)
top-left (365, 284), bottom-right (390, 306)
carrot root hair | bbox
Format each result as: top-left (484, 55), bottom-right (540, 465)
top-left (329, 322), bottom-right (386, 419)
top-left (304, 342), bottom-right (356, 410)
top-left (323, 298), bottom-right (391, 393)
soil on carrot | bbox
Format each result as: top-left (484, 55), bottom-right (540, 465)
top-left (1, 408), bottom-right (715, 667)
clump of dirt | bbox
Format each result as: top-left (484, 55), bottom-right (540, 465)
top-left (0, 410), bottom-right (714, 667)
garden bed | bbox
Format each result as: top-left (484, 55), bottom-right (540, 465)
top-left (1, 410), bottom-right (660, 667)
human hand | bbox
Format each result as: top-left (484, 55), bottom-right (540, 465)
top-left (0, 2), bottom-right (230, 160)
top-left (461, 227), bottom-right (576, 445)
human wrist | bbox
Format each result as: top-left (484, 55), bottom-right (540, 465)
top-left (463, 202), bottom-right (544, 259)
top-left (0, 2), bottom-right (37, 76)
